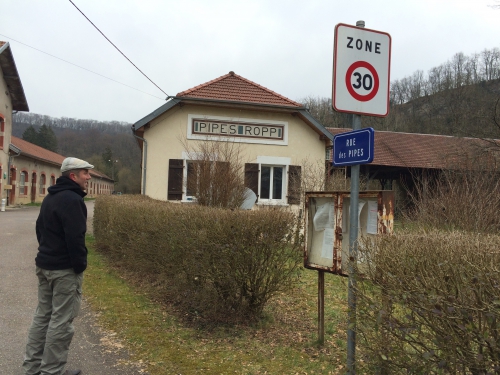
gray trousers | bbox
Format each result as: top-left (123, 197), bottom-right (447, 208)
top-left (23, 267), bottom-right (83, 375)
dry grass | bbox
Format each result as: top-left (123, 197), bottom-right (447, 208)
top-left (84, 235), bottom-right (349, 374)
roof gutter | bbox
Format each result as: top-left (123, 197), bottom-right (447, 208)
top-left (0, 41), bottom-right (9, 55)
top-left (133, 97), bottom-right (181, 132)
top-left (297, 109), bottom-right (335, 141)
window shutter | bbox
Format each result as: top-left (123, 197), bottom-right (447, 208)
top-left (287, 165), bottom-right (302, 205)
top-left (244, 163), bottom-right (259, 201)
top-left (168, 159), bottom-right (183, 200)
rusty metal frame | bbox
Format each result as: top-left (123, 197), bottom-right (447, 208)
top-left (303, 190), bottom-right (394, 276)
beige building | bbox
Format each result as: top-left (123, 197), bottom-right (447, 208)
top-left (1, 41), bottom-right (113, 206)
top-left (132, 71), bottom-right (334, 207)
top-left (0, 41), bottom-right (29, 203)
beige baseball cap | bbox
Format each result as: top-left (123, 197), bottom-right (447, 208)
top-left (61, 157), bottom-right (94, 173)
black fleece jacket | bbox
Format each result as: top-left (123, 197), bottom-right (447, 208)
top-left (35, 176), bottom-right (88, 274)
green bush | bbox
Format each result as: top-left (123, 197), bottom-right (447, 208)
top-left (93, 195), bottom-right (302, 324)
top-left (356, 230), bottom-right (500, 374)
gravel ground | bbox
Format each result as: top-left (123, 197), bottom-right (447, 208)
top-left (0, 203), bottom-right (149, 375)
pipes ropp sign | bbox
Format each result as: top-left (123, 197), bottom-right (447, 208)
top-left (332, 23), bottom-right (391, 117)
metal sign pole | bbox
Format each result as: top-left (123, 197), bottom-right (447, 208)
top-left (346, 20), bottom-right (365, 375)
top-left (347, 112), bottom-right (362, 374)
top-left (332, 17), bottom-right (390, 374)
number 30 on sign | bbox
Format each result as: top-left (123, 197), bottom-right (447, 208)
top-left (333, 23), bottom-right (391, 117)
top-left (346, 61), bottom-right (379, 102)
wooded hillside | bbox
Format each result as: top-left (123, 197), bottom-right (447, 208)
top-left (302, 48), bottom-right (500, 140)
top-left (12, 113), bottom-right (141, 194)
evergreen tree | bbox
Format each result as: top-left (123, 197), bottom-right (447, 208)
top-left (22, 124), bottom-right (58, 152)
top-left (38, 124), bottom-right (58, 152)
top-left (22, 126), bottom-right (39, 144)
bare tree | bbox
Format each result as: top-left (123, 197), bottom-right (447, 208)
top-left (181, 137), bottom-right (249, 209)
top-left (300, 96), bottom-right (351, 128)
top-left (480, 48), bottom-right (500, 81)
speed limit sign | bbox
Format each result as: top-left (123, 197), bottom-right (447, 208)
top-left (333, 23), bottom-right (391, 117)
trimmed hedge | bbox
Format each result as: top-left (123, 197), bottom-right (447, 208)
top-left (93, 195), bottom-right (302, 324)
top-left (356, 230), bottom-right (500, 374)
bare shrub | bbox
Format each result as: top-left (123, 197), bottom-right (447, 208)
top-left (179, 207), bottom-right (303, 323)
top-left (403, 168), bottom-right (500, 234)
top-left (288, 158), bottom-right (352, 202)
top-left (181, 138), bottom-right (248, 208)
top-left (93, 195), bottom-right (302, 324)
top-left (356, 230), bottom-right (500, 374)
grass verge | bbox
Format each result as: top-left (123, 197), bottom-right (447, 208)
top-left (84, 235), bottom-right (348, 374)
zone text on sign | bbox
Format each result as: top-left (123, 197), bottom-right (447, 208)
top-left (346, 37), bottom-right (381, 54)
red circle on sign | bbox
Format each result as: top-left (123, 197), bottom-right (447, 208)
top-left (345, 61), bottom-right (379, 102)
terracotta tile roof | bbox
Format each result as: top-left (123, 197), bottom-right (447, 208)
top-left (89, 169), bottom-right (111, 179)
top-left (10, 136), bottom-right (112, 179)
top-left (176, 71), bottom-right (302, 107)
top-left (11, 136), bottom-right (65, 166)
top-left (327, 128), bottom-right (500, 170)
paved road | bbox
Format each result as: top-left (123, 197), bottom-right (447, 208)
top-left (0, 203), bottom-right (148, 375)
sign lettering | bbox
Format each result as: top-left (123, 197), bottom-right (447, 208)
top-left (333, 23), bottom-right (391, 117)
top-left (192, 119), bottom-right (284, 140)
top-left (333, 128), bottom-right (375, 166)
top-left (346, 37), bottom-right (381, 54)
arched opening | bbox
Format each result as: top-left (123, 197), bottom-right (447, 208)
top-left (31, 172), bottom-right (37, 203)
top-left (40, 174), bottom-right (46, 195)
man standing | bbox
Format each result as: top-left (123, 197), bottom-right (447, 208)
top-left (23, 157), bottom-right (93, 375)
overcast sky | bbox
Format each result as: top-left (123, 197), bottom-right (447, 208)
top-left (2, 0), bottom-right (500, 124)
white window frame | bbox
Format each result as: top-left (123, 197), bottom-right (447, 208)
top-left (259, 165), bottom-right (286, 203)
top-left (256, 156), bottom-right (291, 206)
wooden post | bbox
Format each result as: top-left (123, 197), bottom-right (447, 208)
top-left (318, 270), bottom-right (325, 345)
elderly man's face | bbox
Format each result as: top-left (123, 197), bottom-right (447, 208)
top-left (71, 169), bottom-right (92, 190)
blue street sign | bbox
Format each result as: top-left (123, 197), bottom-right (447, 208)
top-left (333, 127), bottom-right (375, 166)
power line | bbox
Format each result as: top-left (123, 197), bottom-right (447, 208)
top-left (68, 0), bottom-right (169, 97)
top-left (0, 33), bottom-right (165, 101)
